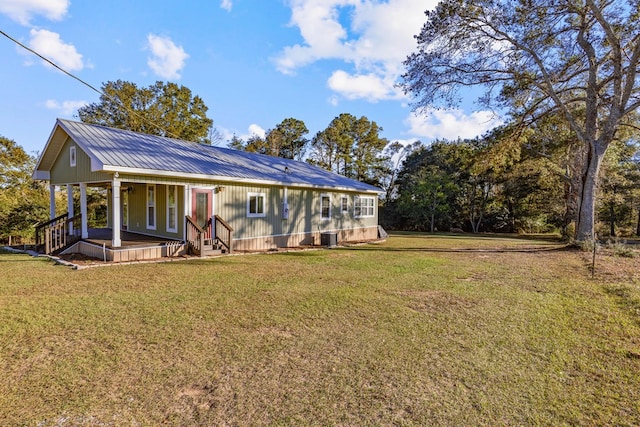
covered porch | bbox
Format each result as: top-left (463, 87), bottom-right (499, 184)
top-left (35, 181), bottom-right (232, 262)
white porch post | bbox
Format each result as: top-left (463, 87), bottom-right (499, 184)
top-left (112, 178), bottom-right (122, 247)
top-left (183, 185), bottom-right (190, 241)
top-left (67, 184), bottom-right (74, 235)
top-left (80, 183), bottom-right (88, 239)
top-left (49, 184), bottom-right (56, 219)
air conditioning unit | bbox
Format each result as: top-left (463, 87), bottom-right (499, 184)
top-left (320, 232), bottom-right (337, 248)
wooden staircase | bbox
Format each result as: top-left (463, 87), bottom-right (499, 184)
top-left (34, 213), bottom-right (82, 255)
top-left (186, 215), bottom-right (233, 257)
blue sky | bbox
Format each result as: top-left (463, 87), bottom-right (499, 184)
top-left (0, 0), bottom-right (502, 156)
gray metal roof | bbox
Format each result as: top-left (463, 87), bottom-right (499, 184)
top-left (41, 119), bottom-right (381, 193)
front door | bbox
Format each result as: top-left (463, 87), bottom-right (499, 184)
top-left (191, 189), bottom-right (212, 229)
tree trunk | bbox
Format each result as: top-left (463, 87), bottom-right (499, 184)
top-left (609, 203), bottom-right (616, 238)
top-left (576, 142), bottom-right (606, 241)
top-left (636, 208), bottom-right (640, 237)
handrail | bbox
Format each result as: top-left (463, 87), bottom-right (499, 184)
top-left (214, 215), bottom-right (233, 254)
top-left (35, 213), bottom-right (82, 254)
top-left (186, 215), bottom-right (206, 257)
top-left (186, 215), bottom-right (232, 256)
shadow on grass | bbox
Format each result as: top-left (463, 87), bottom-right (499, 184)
top-left (341, 244), bottom-right (574, 254)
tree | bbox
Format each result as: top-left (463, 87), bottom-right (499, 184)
top-left (308, 113), bottom-right (389, 186)
top-left (78, 80), bottom-right (214, 144)
top-left (0, 136), bottom-right (49, 242)
top-left (402, 0), bottom-right (640, 241)
top-left (229, 118), bottom-right (309, 160)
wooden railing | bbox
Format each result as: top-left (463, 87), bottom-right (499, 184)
top-left (214, 215), bottom-right (233, 254)
top-left (186, 215), bottom-right (232, 256)
top-left (35, 213), bottom-right (82, 254)
top-left (186, 215), bottom-right (206, 257)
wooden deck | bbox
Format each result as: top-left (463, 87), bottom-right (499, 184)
top-left (85, 228), bottom-right (180, 249)
top-left (62, 228), bottom-right (188, 262)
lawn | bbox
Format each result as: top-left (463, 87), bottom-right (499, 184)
top-left (1, 233), bottom-right (639, 426)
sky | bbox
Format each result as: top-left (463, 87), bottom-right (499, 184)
top-left (0, 0), bottom-right (503, 156)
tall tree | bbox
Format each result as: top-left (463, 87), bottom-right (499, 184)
top-left (78, 80), bottom-right (214, 144)
top-left (401, 0), bottom-right (640, 241)
top-left (308, 113), bottom-right (389, 186)
top-left (229, 118), bottom-right (309, 160)
top-left (0, 136), bottom-right (49, 242)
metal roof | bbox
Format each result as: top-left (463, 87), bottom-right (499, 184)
top-left (34, 119), bottom-right (381, 193)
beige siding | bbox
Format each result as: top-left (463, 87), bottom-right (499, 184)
top-left (215, 184), bottom-right (378, 250)
top-left (50, 137), bottom-right (111, 185)
top-left (123, 183), bottom-right (183, 240)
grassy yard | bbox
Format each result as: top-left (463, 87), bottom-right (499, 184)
top-left (1, 233), bottom-right (639, 426)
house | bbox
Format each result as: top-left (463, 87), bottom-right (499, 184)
top-left (32, 119), bottom-right (381, 261)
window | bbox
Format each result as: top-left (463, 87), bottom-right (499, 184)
top-left (354, 196), bottom-right (375, 218)
top-left (247, 192), bottom-right (266, 217)
top-left (320, 194), bottom-right (331, 220)
top-left (147, 184), bottom-right (156, 229)
top-left (167, 185), bottom-right (177, 232)
top-left (340, 196), bottom-right (349, 213)
top-left (70, 145), bottom-right (76, 167)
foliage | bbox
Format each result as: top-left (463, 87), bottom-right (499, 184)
top-left (402, 0), bottom-right (640, 241)
top-left (597, 137), bottom-right (640, 237)
top-left (308, 113), bottom-right (390, 186)
top-left (0, 136), bottom-right (49, 242)
top-left (230, 118), bottom-right (309, 160)
top-left (78, 80), bottom-right (214, 144)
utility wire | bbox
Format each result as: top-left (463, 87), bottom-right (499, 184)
top-left (0, 28), bottom-right (185, 140)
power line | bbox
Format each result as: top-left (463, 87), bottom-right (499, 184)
top-left (0, 29), bottom-right (190, 141)
top-left (0, 29), bottom-right (102, 96)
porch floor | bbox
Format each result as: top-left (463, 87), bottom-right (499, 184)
top-left (85, 228), bottom-right (181, 249)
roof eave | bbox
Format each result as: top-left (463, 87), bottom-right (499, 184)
top-left (101, 165), bottom-right (381, 194)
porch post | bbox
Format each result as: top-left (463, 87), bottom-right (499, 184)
top-left (183, 185), bottom-right (190, 241)
top-left (67, 184), bottom-right (74, 235)
top-left (49, 184), bottom-right (56, 219)
top-left (80, 183), bottom-right (88, 239)
top-left (112, 178), bottom-right (122, 247)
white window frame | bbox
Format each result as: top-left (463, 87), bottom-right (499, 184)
top-left (340, 196), bottom-right (349, 214)
top-left (320, 194), bottom-right (331, 220)
top-left (354, 196), bottom-right (375, 218)
top-left (166, 185), bottom-right (178, 233)
top-left (247, 192), bottom-right (266, 218)
top-left (70, 145), bottom-right (76, 167)
top-left (147, 184), bottom-right (156, 230)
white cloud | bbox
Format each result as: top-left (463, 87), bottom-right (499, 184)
top-left (44, 99), bottom-right (87, 115)
top-left (275, 0), bottom-right (436, 102)
top-left (247, 124), bottom-right (266, 139)
top-left (220, 0), bottom-right (233, 11)
top-left (327, 70), bottom-right (402, 101)
top-left (0, 0), bottom-right (69, 25)
top-left (28, 29), bottom-right (84, 72)
top-left (406, 108), bottom-right (503, 141)
top-left (146, 34), bottom-right (189, 80)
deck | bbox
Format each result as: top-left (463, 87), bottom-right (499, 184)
top-left (62, 228), bottom-right (187, 262)
top-left (84, 228), bottom-right (179, 249)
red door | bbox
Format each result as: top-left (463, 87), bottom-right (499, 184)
top-left (191, 189), bottom-right (212, 229)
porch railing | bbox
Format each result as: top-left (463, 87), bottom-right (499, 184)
top-left (186, 215), bottom-right (207, 257)
top-left (186, 215), bottom-right (233, 256)
top-left (35, 213), bottom-right (82, 254)
top-left (214, 215), bottom-right (233, 254)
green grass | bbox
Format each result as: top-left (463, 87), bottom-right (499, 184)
top-left (1, 234), bottom-right (639, 426)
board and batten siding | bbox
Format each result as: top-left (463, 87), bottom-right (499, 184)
top-left (121, 183), bottom-right (184, 240)
top-left (215, 183), bottom-right (378, 250)
top-left (49, 136), bottom-right (111, 185)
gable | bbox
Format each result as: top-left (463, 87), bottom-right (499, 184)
top-left (49, 136), bottom-right (111, 185)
